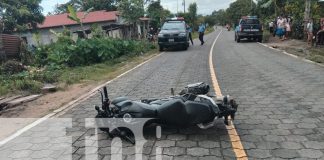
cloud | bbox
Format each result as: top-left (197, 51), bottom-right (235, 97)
top-left (40, 0), bottom-right (69, 14)
top-left (41, 0), bottom-right (237, 15)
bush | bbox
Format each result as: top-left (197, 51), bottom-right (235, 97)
top-left (14, 79), bottom-right (42, 93)
top-left (34, 37), bottom-right (153, 67)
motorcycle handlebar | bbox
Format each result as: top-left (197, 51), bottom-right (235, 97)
top-left (103, 87), bottom-right (108, 100)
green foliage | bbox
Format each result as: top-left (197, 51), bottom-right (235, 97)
top-left (33, 36), bottom-right (154, 67)
top-left (53, 0), bottom-right (118, 14)
top-left (188, 3), bottom-right (198, 27)
top-left (67, 5), bottom-right (81, 23)
top-left (211, 9), bottom-right (228, 26)
top-left (147, 0), bottom-right (169, 28)
top-left (262, 30), bottom-right (271, 43)
top-left (0, 0), bottom-right (44, 33)
top-left (14, 79), bottom-right (42, 93)
top-left (90, 24), bottom-right (105, 38)
top-left (118, 0), bottom-right (145, 24)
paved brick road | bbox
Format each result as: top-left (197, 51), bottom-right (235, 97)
top-left (214, 30), bottom-right (324, 159)
top-left (0, 30), bottom-right (238, 160)
top-left (1, 28), bottom-right (324, 160)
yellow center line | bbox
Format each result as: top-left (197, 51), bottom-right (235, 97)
top-left (209, 29), bottom-right (248, 159)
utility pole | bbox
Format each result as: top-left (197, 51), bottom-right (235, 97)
top-left (177, 0), bottom-right (179, 15)
top-left (183, 0), bottom-right (186, 13)
top-left (250, 0), bottom-right (253, 15)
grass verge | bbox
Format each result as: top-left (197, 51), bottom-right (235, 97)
top-left (283, 47), bottom-right (324, 64)
top-left (192, 27), bottom-right (214, 40)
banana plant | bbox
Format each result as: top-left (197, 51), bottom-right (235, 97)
top-left (67, 5), bottom-right (93, 38)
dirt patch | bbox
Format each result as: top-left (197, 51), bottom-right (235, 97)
top-left (0, 83), bottom-right (97, 118)
top-left (0, 52), bottom-right (158, 118)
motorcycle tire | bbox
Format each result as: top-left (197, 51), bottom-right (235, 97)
top-left (110, 127), bottom-right (136, 144)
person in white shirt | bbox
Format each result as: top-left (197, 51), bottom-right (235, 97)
top-left (306, 19), bottom-right (313, 45)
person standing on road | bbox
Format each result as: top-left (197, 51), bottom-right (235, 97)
top-left (269, 21), bottom-right (274, 34)
top-left (198, 23), bottom-right (206, 45)
top-left (187, 24), bottom-right (194, 45)
top-left (306, 19), bottom-right (314, 46)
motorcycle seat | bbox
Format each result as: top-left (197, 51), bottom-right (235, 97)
top-left (156, 99), bottom-right (189, 126)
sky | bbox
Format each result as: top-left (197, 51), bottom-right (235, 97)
top-left (40, 0), bottom-right (238, 16)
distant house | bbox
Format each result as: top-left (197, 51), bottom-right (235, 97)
top-left (20, 10), bottom-right (128, 46)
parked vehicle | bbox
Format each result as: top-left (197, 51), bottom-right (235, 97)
top-left (95, 82), bottom-right (238, 144)
top-left (157, 17), bottom-right (190, 51)
top-left (235, 16), bottom-right (263, 43)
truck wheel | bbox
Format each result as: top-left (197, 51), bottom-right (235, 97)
top-left (159, 45), bottom-right (164, 51)
top-left (236, 36), bottom-right (240, 43)
top-left (258, 36), bottom-right (263, 43)
top-left (183, 45), bottom-right (188, 50)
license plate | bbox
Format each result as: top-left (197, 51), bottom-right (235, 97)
top-left (169, 39), bottom-right (174, 42)
top-left (244, 29), bottom-right (259, 32)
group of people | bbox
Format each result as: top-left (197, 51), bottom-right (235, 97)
top-left (269, 15), bottom-right (292, 41)
top-left (269, 15), bottom-right (316, 46)
top-left (187, 23), bottom-right (206, 46)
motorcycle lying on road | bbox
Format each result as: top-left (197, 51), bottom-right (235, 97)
top-left (95, 82), bottom-right (238, 144)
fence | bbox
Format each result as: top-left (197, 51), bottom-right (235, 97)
top-left (0, 34), bottom-right (21, 62)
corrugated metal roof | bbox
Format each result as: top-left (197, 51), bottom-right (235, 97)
top-left (38, 10), bottom-right (118, 29)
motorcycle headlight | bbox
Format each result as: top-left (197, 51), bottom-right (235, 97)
top-left (179, 33), bottom-right (186, 37)
top-left (158, 33), bottom-right (164, 37)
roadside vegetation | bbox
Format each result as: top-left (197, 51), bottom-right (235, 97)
top-left (0, 27), bottom-right (156, 96)
top-left (0, 0), bottom-right (216, 97)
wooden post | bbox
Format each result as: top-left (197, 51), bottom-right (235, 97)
top-left (0, 19), bottom-right (4, 62)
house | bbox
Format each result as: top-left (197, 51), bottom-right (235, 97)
top-left (20, 10), bottom-right (128, 46)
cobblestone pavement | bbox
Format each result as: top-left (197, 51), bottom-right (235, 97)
top-left (1, 28), bottom-right (323, 160)
top-left (0, 30), bottom-right (238, 160)
top-left (214, 30), bottom-right (324, 159)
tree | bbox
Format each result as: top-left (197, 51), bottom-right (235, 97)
top-left (118, 0), bottom-right (144, 24)
top-left (0, 0), bottom-right (45, 33)
top-left (211, 9), bottom-right (228, 26)
top-left (53, 0), bottom-right (153, 14)
top-left (67, 5), bottom-right (93, 38)
top-left (187, 3), bottom-right (197, 27)
top-left (53, 0), bottom-right (118, 14)
top-left (226, 0), bottom-right (256, 26)
top-left (147, 0), bottom-right (164, 28)
top-left (118, 0), bottom-right (145, 38)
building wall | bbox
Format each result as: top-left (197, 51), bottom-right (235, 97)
top-left (20, 21), bottom-right (121, 46)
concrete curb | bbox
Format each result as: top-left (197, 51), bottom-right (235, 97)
top-left (0, 52), bottom-right (163, 146)
top-left (257, 42), bottom-right (324, 68)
